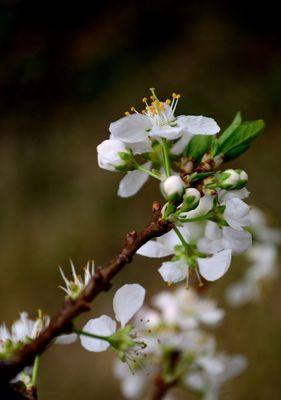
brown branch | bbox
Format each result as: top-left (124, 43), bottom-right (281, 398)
top-left (2, 383), bottom-right (38, 400)
top-left (152, 376), bottom-right (177, 400)
top-left (0, 201), bottom-right (173, 389)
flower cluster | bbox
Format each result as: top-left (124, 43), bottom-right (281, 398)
top-left (3, 89), bottom-right (279, 400)
top-left (113, 286), bottom-right (246, 400)
top-left (226, 207), bottom-right (281, 306)
top-left (0, 311), bottom-right (50, 388)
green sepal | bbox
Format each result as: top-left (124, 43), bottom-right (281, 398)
top-left (190, 171), bottom-right (216, 182)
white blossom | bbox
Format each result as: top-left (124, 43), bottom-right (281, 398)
top-left (109, 92), bottom-right (219, 147)
top-left (186, 353), bottom-right (247, 400)
top-left (137, 227), bottom-right (232, 284)
top-left (152, 287), bottom-right (224, 329)
top-left (80, 284), bottom-right (147, 365)
top-left (0, 312), bottom-right (50, 359)
top-left (226, 244), bottom-right (279, 306)
top-left (59, 260), bottom-right (95, 300)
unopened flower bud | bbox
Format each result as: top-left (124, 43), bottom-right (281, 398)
top-left (161, 176), bottom-right (185, 201)
top-left (219, 169), bottom-right (240, 189)
top-left (181, 188), bottom-right (201, 211)
top-left (239, 170), bottom-right (248, 183)
top-left (97, 139), bottom-right (132, 171)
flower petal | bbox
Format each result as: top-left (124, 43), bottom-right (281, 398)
top-left (177, 115), bottom-right (220, 135)
top-left (55, 333), bottom-right (78, 345)
top-left (222, 227), bottom-right (252, 255)
top-left (218, 187), bottom-right (250, 203)
top-left (224, 198), bottom-right (250, 231)
top-left (149, 124), bottom-right (183, 140)
top-left (113, 284), bottom-right (146, 327)
top-left (199, 308), bottom-right (224, 326)
top-left (110, 113), bottom-right (151, 143)
top-left (198, 249), bottom-right (232, 281)
top-left (180, 195), bottom-right (214, 219)
top-left (171, 132), bottom-right (193, 155)
top-left (118, 162), bottom-right (151, 198)
top-left (158, 260), bottom-right (188, 283)
top-left (137, 241), bottom-right (173, 258)
top-left (80, 315), bottom-right (116, 352)
top-left (205, 221), bottom-right (222, 240)
top-left (158, 228), bottom-right (189, 248)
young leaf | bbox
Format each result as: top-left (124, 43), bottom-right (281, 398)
top-left (220, 119), bottom-right (265, 161)
top-left (218, 112), bottom-right (242, 147)
top-left (185, 135), bottom-right (214, 162)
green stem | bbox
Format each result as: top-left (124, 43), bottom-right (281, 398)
top-left (173, 226), bottom-right (191, 253)
top-left (161, 139), bottom-right (171, 177)
top-left (74, 328), bottom-right (111, 343)
top-left (178, 213), bottom-right (212, 223)
top-left (31, 355), bottom-right (40, 387)
top-left (136, 165), bottom-right (162, 181)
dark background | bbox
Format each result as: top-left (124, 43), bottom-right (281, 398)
top-left (0, 1), bottom-right (280, 399)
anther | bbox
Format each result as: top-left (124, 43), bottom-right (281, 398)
top-left (124, 111), bottom-right (130, 116)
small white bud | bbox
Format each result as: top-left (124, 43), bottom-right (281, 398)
top-left (181, 188), bottom-right (201, 212)
top-left (219, 169), bottom-right (240, 189)
top-left (97, 139), bottom-right (130, 171)
top-left (161, 176), bottom-right (185, 201)
top-left (239, 170), bottom-right (248, 182)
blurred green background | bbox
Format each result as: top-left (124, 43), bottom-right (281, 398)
top-left (0, 1), bottom-right (280, 399)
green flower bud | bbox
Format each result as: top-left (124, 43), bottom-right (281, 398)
top-left (161, 176), bottom-right (185, 201)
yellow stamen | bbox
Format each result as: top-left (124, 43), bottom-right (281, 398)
top-left (165, 99), bottom-right (171, 105)
top-left (124, 111), bottom-right (130, 116)
top-left (130, 106), bottom-right (136, 112)
top-left (142, 97), bottom-right (147, 103)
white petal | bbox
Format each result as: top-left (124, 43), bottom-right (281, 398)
top-left (177, 115), bottom-right (220, 135)
top-left (171, 132), bottom-right (193, 155)
top-left (198, 356), bottom-right (225, 375)
top-left (224, 198), bottom-right (250, 231)
top-left (158, 260), bottom-right (188, 283)
top-left (180, 195), bottom-right (214, 219)
top-left (110, 113), bottom-right (151, 143)
top-left (222, 227), bottom-right (252, 255)
top-left (199, 309), bottom-right (224, 326)
top-left (185, 372), bottom-right (206, 391)
top-left (127, 140), bottom-right (152, 154)
top-left (113, 284), bottom-right (145, 327)
top-left (198, 249), bottom-right (232, 281)
top-left (137, 241), bottom-right (173, 258)
top-left (205, 221), bottom-right (222, 240)
top-left (218, 187), bottom-right (250, 203)
top-left (149, 125), bottom-right (183, 140)
top-left (158, 228), bottom-right (189, 248)
top-left (80, 315), bottom-right (116, 352)
top-left (118, 162), bottom-right (151, 198)
top-left (55, 333), bottom-right (77, 345)
top-left (197, 237), bottom-right (227, 254)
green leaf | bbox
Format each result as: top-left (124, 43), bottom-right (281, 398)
top-left (218, 112), bottom-right (242, 147)
top-left (220, 119), bottom-right (265, 161)
top-left (185, 135), bottom-right (214, 161)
